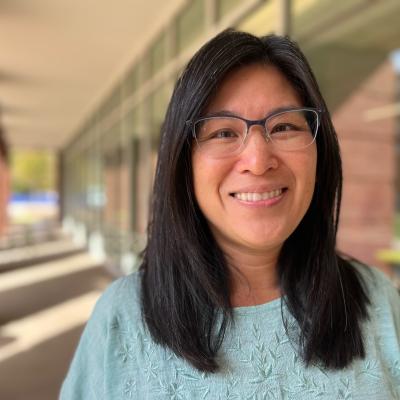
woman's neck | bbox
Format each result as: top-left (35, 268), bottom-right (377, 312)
top-left (222, 241), bottom-right (282, 307)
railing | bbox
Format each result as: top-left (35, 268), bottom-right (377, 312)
top-left (0, 219), bottom-right (61, 250)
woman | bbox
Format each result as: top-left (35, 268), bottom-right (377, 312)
top-left (61, 29), bottom-right (400, 399)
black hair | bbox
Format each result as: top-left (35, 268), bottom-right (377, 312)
top-left (140, 29), bottom-right (370, 372)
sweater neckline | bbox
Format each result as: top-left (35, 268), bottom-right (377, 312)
top-left (232, 296), bottom-right (283, 316)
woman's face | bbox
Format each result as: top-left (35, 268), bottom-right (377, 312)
top-left (192, 64), bottom-right (317, 256)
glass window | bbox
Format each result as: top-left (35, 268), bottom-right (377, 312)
top-left (102, 145), bottom-right (123, 228)
top-left (135, 100), bottom-right (148, 138)
top-left (150, 81), bottom-right (173, 136)
top-left (237, 0), bottom-right (278, 35)
top-left (177, 0), bottom-right (205, 53)
top-left (121, 108), bottom-right (136, 138)
top-left (149, 81), bottom-right (174, 195)
top-left (130, 137), bottom-right (140, 231)
top-left (138, 53), bottom-right (151, 85)
top-left (292, 0), bottom-right (370, 41)
top-left (101, 119), bottom-right (121, 153)
top-left (98, 83), bottom-right (121, 120)
top-left (124, 65), bottom-right (139, 100)
top-left (86, 137), bottom-right (103, 231)
top-left (107, 84), bottom-right (122, 114)
top-left (216, 0), bottom-right (242, 21)
top-left (151, 32), bottom-right (167, 76)
top-left (98, 92), bottom-right (116, 123)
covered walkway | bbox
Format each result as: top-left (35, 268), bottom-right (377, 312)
top-left (0, 234), bottom-right (113, 399)
top-left (0, 0), bottom-right (399, 397)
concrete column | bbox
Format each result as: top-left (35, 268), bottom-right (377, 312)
top-left (205, 0), bottom-right (217, 27)
top-left (57, 151), bottom-right (64, 223)
top-left (278, 0), bottom-right (291, 37)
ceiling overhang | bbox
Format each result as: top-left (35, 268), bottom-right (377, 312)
top-left (0, 0), bottom-right (184, 149)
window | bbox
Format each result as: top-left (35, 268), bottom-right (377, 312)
top-left (124, 65), bottom-right (139, 100)
top-left (176, 0), bottom-right (205, 53)
top-left (151, 32), bottom-right (168, 76)
top-left (216, 0), bottom-right (242, 21)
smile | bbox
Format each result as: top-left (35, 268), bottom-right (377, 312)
top-left (232, 188), bottom-right (286, 202)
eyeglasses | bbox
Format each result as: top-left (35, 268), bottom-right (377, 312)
top-left (188, 107), bottom-right (321, 158)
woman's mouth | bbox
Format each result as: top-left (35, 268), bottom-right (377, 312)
top-left (231, 188), bottom-right (287, 202)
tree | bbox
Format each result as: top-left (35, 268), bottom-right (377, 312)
top-left (11, 150), bottom-right (56, 193)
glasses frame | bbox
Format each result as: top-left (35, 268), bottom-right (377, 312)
top-left (187, 107), bottom-right (322, 155)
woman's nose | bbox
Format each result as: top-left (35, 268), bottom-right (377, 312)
top-left (236, 125), bottom-right (278, 175)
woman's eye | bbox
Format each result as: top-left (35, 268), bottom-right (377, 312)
top-left (271, 123), bottom-right (296, 133)
top-left (211, 129), bottom-right (238, 139)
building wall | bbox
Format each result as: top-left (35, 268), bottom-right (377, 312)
top-left (334, 61), bottom-right (396, 273)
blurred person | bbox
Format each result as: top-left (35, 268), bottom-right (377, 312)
top-left (60, 30), bottom-right (400, 399)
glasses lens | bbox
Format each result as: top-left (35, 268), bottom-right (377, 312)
top-left (266, 109), bottom-right (318, 151)
top-left (194, 117), bottom-right (246, 157)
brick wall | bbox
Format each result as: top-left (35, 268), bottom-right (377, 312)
top-left (333, 61), bottom-right (396, 274)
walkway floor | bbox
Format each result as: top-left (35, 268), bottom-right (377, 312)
top-left (0, 238), bottom-right (113, 399)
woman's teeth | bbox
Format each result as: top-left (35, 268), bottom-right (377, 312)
top-left (234, 189), bottom-right (283, 202)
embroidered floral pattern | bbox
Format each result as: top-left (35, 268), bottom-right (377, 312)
top-left (104, 272), bottom-right (400, 400)
top-left (118, 342), bottom-right (135, 363)
top-left (111, 310), bottom-right (400, 400)
top-left (123, 378), bottom-right (136, 398)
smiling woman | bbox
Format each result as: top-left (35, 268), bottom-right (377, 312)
top-left (60, 30), bottom-right (400, 399)
top-left (191, 65), bottom-right (318, 290)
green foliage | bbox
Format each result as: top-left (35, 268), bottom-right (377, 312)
top-left (11, 149), bottom-right (56, 193)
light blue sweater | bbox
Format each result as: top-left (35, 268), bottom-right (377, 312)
top-left (60, 265), bottom-right (400, 399)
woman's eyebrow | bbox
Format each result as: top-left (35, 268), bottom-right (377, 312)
top-left (202, 110), bottom-right (239, 118)
top-left (203, 105), bottom-right (302, 119)
top-left (267, 105), bottom-right (301, 116)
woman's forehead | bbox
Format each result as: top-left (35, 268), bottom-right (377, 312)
top-left (204, 63), bottom-right (302, 117)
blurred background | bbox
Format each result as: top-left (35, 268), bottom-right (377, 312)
top-left (0, 0), bottom-right (399, 398)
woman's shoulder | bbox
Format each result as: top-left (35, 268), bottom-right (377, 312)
top-left (351, 260), bottom-right (400, 333)
top-left (60, 270), bottom-right (145, 399)
top-left (104, 268), bottom-right (142, 298)
top-left (351, 260), bottom-right (398, 297)
top-left (91, 269), bottom-right (143, 324)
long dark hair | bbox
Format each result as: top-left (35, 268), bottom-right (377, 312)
top-left (140, 29), bottom-right (370, 372)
